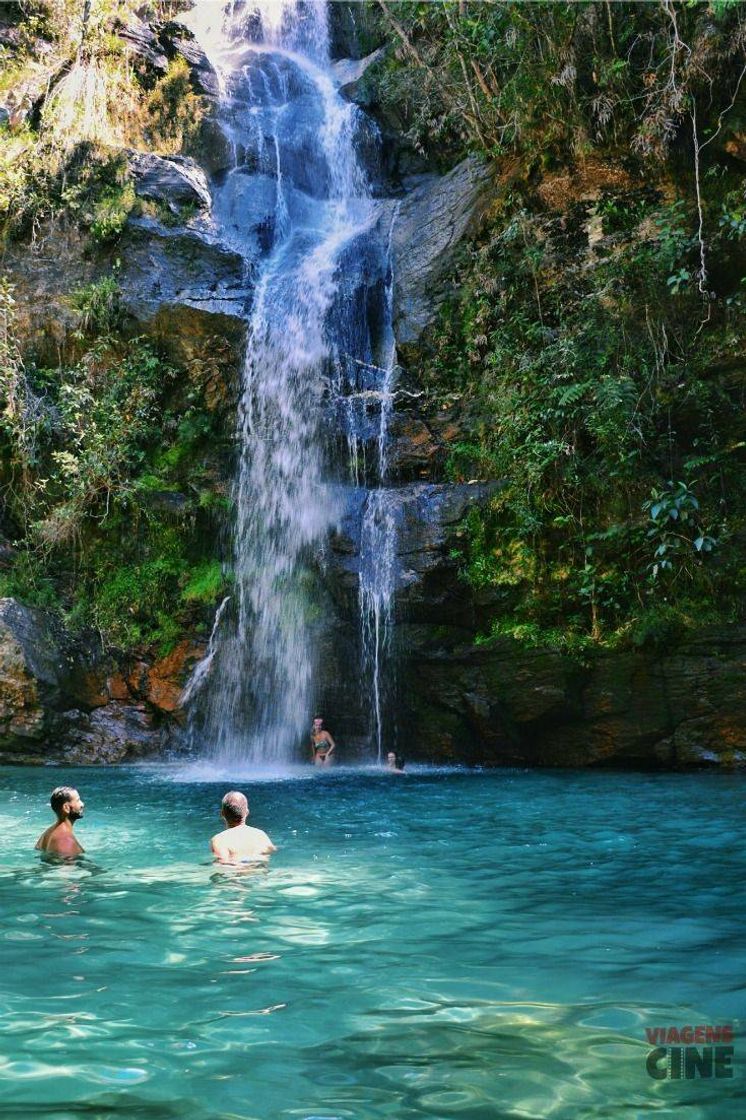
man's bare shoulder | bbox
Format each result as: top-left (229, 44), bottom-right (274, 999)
top-left (249, 827), bottom-right (277, 852)
top-left (37, 827), bottom-right (83, 856)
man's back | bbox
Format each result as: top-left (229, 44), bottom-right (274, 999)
top-left (210, 823), bottom-right (275, 864)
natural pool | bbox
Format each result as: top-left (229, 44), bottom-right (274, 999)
top-left (0, 765), bottom-right (743, 1119)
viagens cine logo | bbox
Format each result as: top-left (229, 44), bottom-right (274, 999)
top-left (645, 1024), bottom-right (735, 1080)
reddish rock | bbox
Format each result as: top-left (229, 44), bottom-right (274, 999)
top-left (107, 673), bottom-right (132, 701)
top-left (127, 661), bottom-right (149, 697)
top-left (146, 640), bottom-right (205, 714)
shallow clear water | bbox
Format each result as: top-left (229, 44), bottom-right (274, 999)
top-left (1, 766), bottom-right (744, 1119)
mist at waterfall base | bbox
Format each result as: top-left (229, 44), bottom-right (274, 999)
top-left (181, 1), bottom-right (399, 770)
top-left (3, 765), bottom-right (743, 1119)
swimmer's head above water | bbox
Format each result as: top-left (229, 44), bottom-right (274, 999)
top-left (220, 790), bottom-right (249, 826)
top-left (51, 786), bottom-right (85, 820)
top-left (211, 791), bottom-right (276, 864)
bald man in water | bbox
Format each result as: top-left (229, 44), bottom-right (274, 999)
top-left (35, 786), bottom-right (85, 858)
top-left (210, 791), bottom-right (276, 864)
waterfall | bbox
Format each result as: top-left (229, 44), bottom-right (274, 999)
top-left (182, 1), bottom-right (398, 768)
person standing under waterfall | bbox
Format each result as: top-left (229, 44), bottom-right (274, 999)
top-left (310, 716), bottom-right (336, 767)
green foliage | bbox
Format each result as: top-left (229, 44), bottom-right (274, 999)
top-left (427, 172), bottom-right (746, 644)
top-left (180, 560), bottom-right (228, 605)
top-left (88, 182), bottom-right (136, 243)
top-left (69, 274), bottom-right (122, 335)
top-left (366, 1), bottom-right (746, 167)
top-left (0, 550), bottom-right (60, 610)
top-left (145, 57), bottom-right (205, 154)
top-left (643, 481), bottom-right (716, 581)
top-left (0, 283), bottom-right (231, 651)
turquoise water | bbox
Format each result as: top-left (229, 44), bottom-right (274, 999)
top-left (0, 766), bottom-right (743, 1119)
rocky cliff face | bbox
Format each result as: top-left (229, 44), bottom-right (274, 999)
top-left (0, 596), bottom-right (204, 764)
top-left (397, 626), bottom-right (746, 769)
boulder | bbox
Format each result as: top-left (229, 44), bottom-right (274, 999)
top-left (62, 703), bottom-right (160, 764)
top-left (0, 597), bottom-right (207, 763)
top-left (381, 155), bottom-right (496, 347)
top-left (128, 152), bottom-right (211, 211)
top-left (118, 217), bottom-right (249, 327)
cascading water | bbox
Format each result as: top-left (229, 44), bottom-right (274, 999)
top-left (182, 0), bottom-right (399, 767)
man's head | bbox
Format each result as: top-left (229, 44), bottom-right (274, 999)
top-left (221, 791), bottom-right (249, 825)
top-left (50, 786), bottom-right (84, 822)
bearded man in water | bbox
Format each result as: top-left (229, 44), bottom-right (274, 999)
top-left (35, 786), bottom-right (85, 858)
top-left (210, 791), bottom-right (276, 864)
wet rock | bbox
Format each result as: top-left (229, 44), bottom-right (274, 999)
top-left (332, 48), bottom-right (387, 104)
top-left (0, 598), bottom-right (65, 749)
top-left (146, 640), bottom-right (205, 715)
top-left (190, 115), bottom-right (237, 177)
top-left (211, 171), bottom-right (279, 257)
top-left (386, 410), bottom-right (443, 480)
top-left (325, 481), bottom-right (501, 623)
top-left (62, 703), bottom-right (160, 764)
top-left (128, 152), bottom-right (211, 211)
top-left (328, 2), bottom-right (384, 62)
top-left (118, 217), bottom-right (248, 327)
top-left (397, 625), bottom-right (746, 769)
top-left (381, 155), bottom-right (496, 347)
